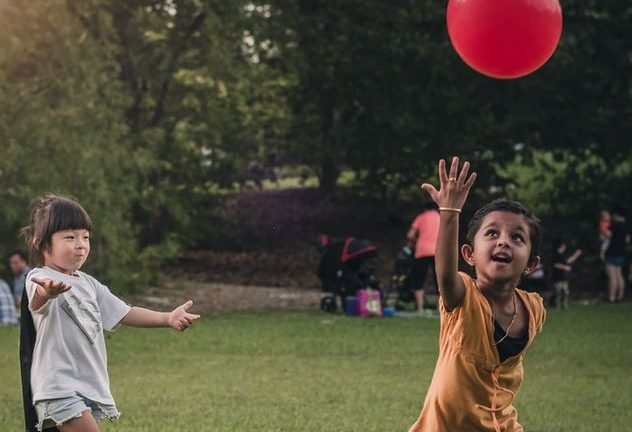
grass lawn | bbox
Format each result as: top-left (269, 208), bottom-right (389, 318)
top-left (1, 303), bottom-right (631, 431)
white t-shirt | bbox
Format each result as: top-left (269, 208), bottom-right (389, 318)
top-left (26, 266), bottom-right (131, 404)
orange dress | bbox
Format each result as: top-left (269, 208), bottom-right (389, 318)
top-left (409, 272), bottom-right (546, 432)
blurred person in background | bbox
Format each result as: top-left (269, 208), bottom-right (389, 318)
top-left (604, 205), bottom-right (630, 303)
top-left (0, 277), bottom-right (18, 326)
top-left (407, 201), bottom-right (440, 316)
top-left (8, 250), bottom-right (31, 308)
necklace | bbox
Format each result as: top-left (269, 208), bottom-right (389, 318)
top-left (494, 292), bottom-right (518, 345)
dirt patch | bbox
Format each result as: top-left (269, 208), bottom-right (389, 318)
top-left (128, 280), bottom-right (323, 315)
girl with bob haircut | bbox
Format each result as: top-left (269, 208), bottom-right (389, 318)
top-left (409, 157), bottom-right (546, 432)
top-left (20, 194), bottom-right (200, 432)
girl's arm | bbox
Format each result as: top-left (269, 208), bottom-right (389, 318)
top-left (421, 157), bottom-right (477, 311)
top-left (120, 300), bottom-right (200, 331)
top-left (29, 278), bottom-right (72, 311)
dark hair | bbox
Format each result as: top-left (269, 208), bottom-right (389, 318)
top-left (465, 199), bottom-right (541, 263)
top-left (7, 250), bottom-right (28, 262)
top-left (21, 194), bottom-right (92, 266)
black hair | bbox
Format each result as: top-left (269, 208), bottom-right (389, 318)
top-left (7, 250), bottom-right (28, 262)
top-left (21, 194), bottom-right (92, 266)
top-left (465, 199), bottom-right (541, 263)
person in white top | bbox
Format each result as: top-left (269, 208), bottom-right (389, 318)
top-left (21, 194), bottom-right (200, 432)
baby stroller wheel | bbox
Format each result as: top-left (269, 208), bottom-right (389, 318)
top-left (320, 296), bottom-right (337, 313)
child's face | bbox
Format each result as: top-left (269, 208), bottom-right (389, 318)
top-left (464, 211), bottom-right (534, 283)
top-left (44, 229), bottom-right (91, 274)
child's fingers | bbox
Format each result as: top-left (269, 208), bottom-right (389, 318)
top-left (457, 161), bottom-right (470, 185)
top-left (32, 278), bottom-right (71, 294)
top-left (31, 277), bottom-right (51, 288)
top-left (464, 172), bottom-right (477, 189)
top-left (180, 300), bottom-right (194, 311)
top-left (449, 156), bottom-right (459, 180)
top-left (420, 183), bottom-right (438, 199)
top-left (186, 313), bottom-right (201, 321)
top-left (179, 320), bottom-right (190, 330)
top-left (56, 284), bottom-right (72, 294)
top-left (438, 159), bottom-right (448, 185)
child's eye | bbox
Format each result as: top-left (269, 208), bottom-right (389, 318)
top-left (485, 230), bottom-right (497, 237)
top-left (513, 234), bottom-right (525, 242)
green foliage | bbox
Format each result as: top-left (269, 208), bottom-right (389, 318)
top-left (0, 0), bottom-right (138, 288)
top-left (254, 0), bottom-right (632, 204)
top-left (0, 0), bottom-right (291, 288)
top-left (495, 147), bottom-right (631, 236)
top-left (1, 0), bottom-right (632, 284)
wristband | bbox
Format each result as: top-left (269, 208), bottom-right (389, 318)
top-left (439, 207), bottom-right (461, 213)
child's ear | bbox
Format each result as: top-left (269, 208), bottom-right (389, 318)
top-left (523, 256), bottom-right (541, 276)
top-left (461, 244), bottom-right (475, 267)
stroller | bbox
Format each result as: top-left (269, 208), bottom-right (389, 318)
top-left (385, 245), bottom-right (416, 309)
top-left (317, 235), bottom-right (381, 313)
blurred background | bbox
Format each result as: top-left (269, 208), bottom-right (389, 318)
top-left (0, 0), bottom-right (630, 297)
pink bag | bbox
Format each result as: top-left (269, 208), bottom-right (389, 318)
top-left (357, 288), bottom-right (382, 317)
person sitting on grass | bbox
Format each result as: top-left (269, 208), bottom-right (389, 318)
top-left (409, 157), bottom-right (546, 432)
top-left (20, 194), bottom-right (200, 432)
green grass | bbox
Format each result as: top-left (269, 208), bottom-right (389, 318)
top-left (1, 303), bottom-right (632, 431)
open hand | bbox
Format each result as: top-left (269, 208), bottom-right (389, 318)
top-left (421, 157), bottom-right (477, 211)
top-left (31, 277), bottom-right (71, 299)
top-left (168, 300), bottom-right (201, 332)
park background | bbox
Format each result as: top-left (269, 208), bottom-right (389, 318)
top-left (1, 1), bottom-right (631, 431)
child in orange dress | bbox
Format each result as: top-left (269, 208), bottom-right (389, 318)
top-left (409, 157), bottom-right (546, 432)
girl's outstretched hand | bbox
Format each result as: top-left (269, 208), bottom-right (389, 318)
top-left (31, 277), bottom-right (71, 299)
top-left (168, 300), bottom-right (201, 332)
top-left (421, 157), bottom-right (477, 211)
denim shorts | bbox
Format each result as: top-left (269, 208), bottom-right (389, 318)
top-left (34, 394), bottom-right (120, 431)
top-left (605, 255), bottom-right (625, 267)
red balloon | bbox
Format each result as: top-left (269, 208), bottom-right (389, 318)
top-left (447, 0), bottom-right (563, 79)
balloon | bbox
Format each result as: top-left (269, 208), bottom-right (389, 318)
top-left (447, 0), bottom-right (563, 79)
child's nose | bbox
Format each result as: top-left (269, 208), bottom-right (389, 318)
top-left (497, 234), bottom-right (510, 246)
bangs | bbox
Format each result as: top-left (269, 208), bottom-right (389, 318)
top-left (46, 199), bottom-right (92, 233)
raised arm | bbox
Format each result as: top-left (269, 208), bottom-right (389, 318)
top-left (421, 157), bottom-right (477, 311)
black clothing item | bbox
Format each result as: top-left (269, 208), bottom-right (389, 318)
top-left (605, 220), bottom-right (628, 257)
top-left (408, 256), bottom-right (436, 291)
top-left (20, 286), bottom-right (59, 432)
top-left (494, 319), bottom-right (528, 363)
top-left (552, 250), bottom-right (569, 282)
